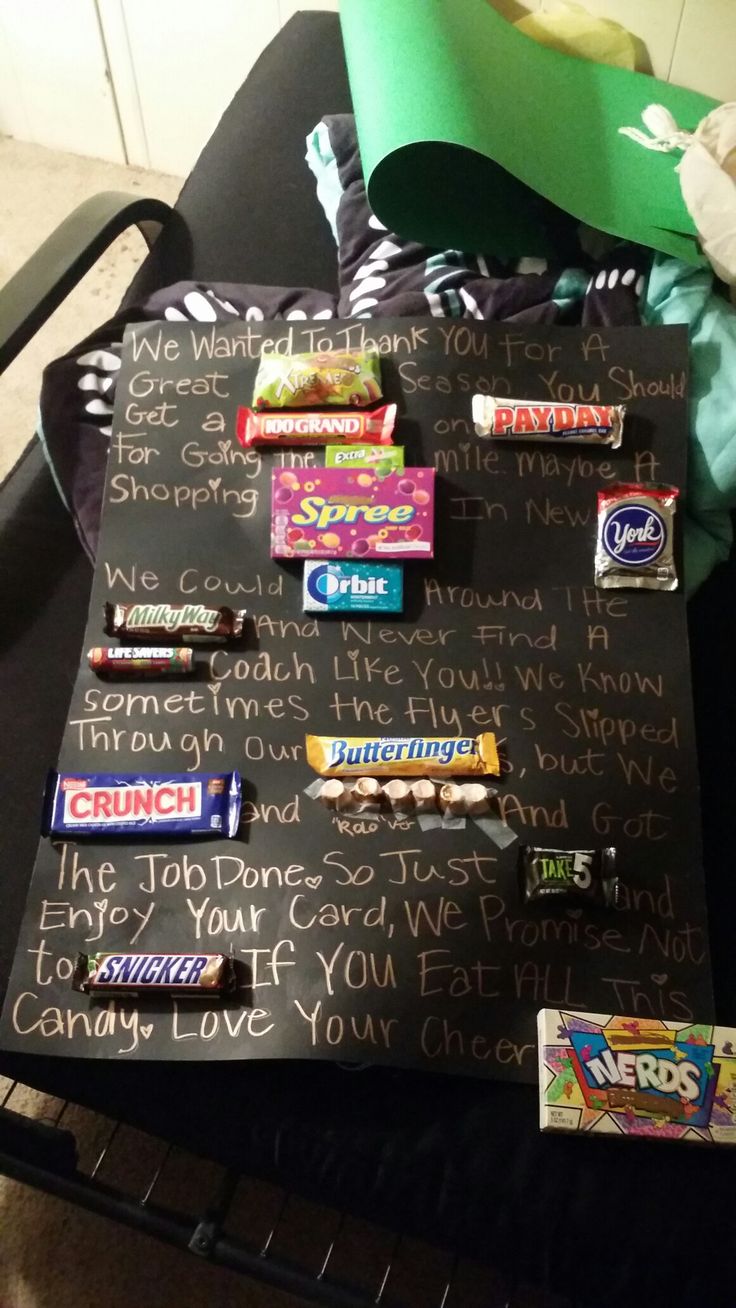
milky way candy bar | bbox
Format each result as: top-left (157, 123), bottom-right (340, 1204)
top-left (473, 396), bottom-right (624, 447)
top-left (73, 951), bottom-right (235, 996)
top-left (42, 770), bottom-right (241, 838)
top-left (105, 602), bottom-right (245, 642)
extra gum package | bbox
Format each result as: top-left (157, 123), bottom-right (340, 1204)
top-left (538, 1009), bottom-right (736, 1146)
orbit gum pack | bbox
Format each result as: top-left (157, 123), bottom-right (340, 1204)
top-left (271, 466), bottom-right (435, 559)
top-left (538, 1010), bottom-right (736, 1146)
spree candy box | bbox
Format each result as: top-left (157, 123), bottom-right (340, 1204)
top-left (271, 467), bottom-right (434, 559)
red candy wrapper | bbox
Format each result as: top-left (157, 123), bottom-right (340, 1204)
top-left (236, 404), bottom-right (396, 448)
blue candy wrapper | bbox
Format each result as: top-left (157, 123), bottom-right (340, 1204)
top-left (42, 770), bottom-right (241, 838)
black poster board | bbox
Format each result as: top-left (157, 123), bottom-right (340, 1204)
top-left (0, 319), bottom-right (711, 1082)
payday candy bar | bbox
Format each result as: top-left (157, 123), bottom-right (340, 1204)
top-left (253, 349), bottom-right (382, 409)
top-left (595, 483), bottom-right (679, 591)
top-left (73, 951), bottom-right (234, 996)
top-left (42, 770), bottom-right (241, 838)
top-left (237, 403), bottom-right (396, 446)
top-left (521, 846), bottom-right (618, 907)
top-left (105, 602), bottom-right (245, 642)
top-left (473, 396), bottom-right (624, 448)
top-left (306, 733), bottom-right (500, 777)
top-left (88, 646), bottom-right (194, 677)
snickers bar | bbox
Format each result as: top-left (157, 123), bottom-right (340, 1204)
top-left (42, 770), bottom-right (241, 838)
top-left (73, 951), bottom-right (235, 995)
top-left (105, 602), bottom-right (245, 642)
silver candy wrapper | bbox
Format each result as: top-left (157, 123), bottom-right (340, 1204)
top-left (595, 483), bottom-right (679, 591)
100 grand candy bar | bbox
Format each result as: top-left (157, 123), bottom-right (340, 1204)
top-left (42, 771), bottom-right (242, 838)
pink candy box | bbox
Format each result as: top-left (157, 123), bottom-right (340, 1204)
top-left (271, 467), bottom-right (434, 559)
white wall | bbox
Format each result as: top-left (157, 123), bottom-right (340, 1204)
top-left (495, 0), bottom-right (735, 92)
top-left (0, 0), bottom-right (732, 177)
top-left (97, 0), bottom-right (284, 176)
top-left (0, 0), bottom-right (124, 160)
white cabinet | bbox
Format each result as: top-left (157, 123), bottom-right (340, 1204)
top-left (0, 0), bottom-right (124, 160)
top-left (97, 0), bottom-right (282, 176)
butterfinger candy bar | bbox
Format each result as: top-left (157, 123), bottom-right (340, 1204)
top-left (253, 349), bottom-right (382, 409)
top-left (42, 770), bottom-right (241, 838)
top-left (88, 646), bottom-right (194, 677)
top-left (595, 483), bottom-right (679, 591)
top-left (73, 951), bottom-right (234, 996)
top-left (473, 396), bottom-right (624, 448)
top-left (105, 602), bottom-right (246, 642)
top-left (306, 733), bottom-right (500, 777)
top-left (237, 404), bottom-right (396, 447)
top-left (521, 846), bottom-right (618, 907)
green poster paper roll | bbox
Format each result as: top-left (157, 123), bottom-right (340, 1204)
top-left (340, 0), bottom-right (718, 263)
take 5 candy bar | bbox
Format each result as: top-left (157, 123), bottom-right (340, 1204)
top-left (42, 770), bottom-right (242, 838)
top-left (74, 951), bottom-right (235, 996)
top-left (473, 395), bottom-right (624, 447)
top-left (520, 846), bottom-right (619, 907)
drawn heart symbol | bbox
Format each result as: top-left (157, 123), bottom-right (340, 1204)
top-left (209, 478), bottom-right (222, 492)
top-left (304, 875), bottom-right (323, 890)
top-left (346, 650), bottom-right (360, 662)
top-left (218, 440), bottom-right (230, 454)
top-left (139, 1024), bottom-right (154, 1040)
top-left (566, 909), bottom-right (583, 920)
top-left (651, 973), bottom-right (668, 986)
top-left (587, 708), bottom-right (599, 719)
top-left (458, 443), bottom-right (470, 455)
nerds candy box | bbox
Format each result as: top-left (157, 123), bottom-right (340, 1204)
top-left (271, 466), bottom-right (434, 559)
top-left (42, 770), bottom-right (241, 838)
top-left (538, 1009), bottom-right (736, 1146)
top-left (303, 561), bottom-right (403, 613)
